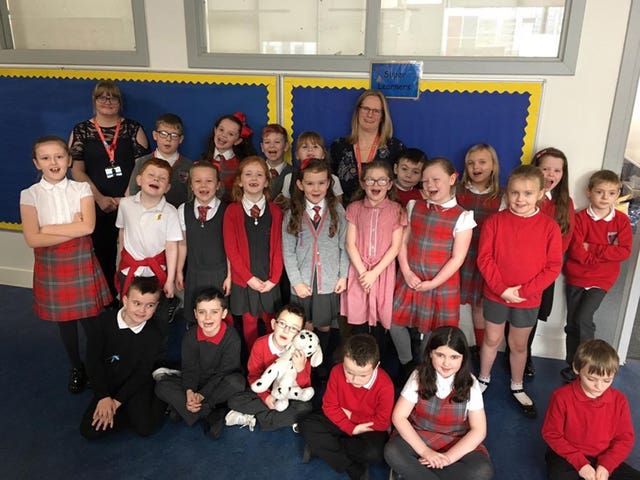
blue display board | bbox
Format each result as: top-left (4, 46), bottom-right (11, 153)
top-left (284, 77), bottom-right (541, 187)
top-left (0, 69), bottom-right (276, 228)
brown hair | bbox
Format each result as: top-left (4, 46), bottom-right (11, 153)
top-left (343, 334), bottom-right (379, 367)
top-left (32, 135), bottom-right (69, 159)
top-left (294, 131), bottom-right (326, 163)
top-left (588, 170), bottom-right (622, 190)
top-left (573, 339), bottom-right (619, 377)
top-left (507, 164), bottom-right (545, 191)
top-left (155, 113), bottom-right (184, 135)
top-left (92, 80), bottom-right (122, 111)
top-left (287, 158), bottom-right (339, 237)
top-left (231, 156), bottom-right (271, 202)
top-left (531, 147), bottom-right (571, 235)
top-left (351, 160), bottom-right (400, 205)
top-left (461, 143), bottom-right (501, 200)
top-left (347, 90), bottom-right (393, 148)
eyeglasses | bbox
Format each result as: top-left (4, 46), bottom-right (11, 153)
top-left (359, 106), bottom-right (382, 116)
top-left (275, 319), bottom-right (301, 335)
top-left (156, 130), bottom-right (182, 141)
top-left (95, 95), bottom-right (120, 104)
top-left (363, 177), bottom-right (390, 186)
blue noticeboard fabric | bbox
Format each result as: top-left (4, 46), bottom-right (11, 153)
top-left (287, 80), bottom-right (539, 188)
top-left (0, 71), bottom-right (274, 226)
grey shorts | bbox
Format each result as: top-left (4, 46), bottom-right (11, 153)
top-left (483, 298), bottom-right (538, 328)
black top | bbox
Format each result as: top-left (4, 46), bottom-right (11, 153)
top-left (70, 118), bottom-right (149, 201)
top-left (329, 136), bottom-right (405, 204)
top-left (181, 324), bottom-right (243, 400)
top-left (85, 309), bottom-right (162, 404)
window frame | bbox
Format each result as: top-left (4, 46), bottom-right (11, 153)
top-left (0, 0), bottom-right (149, 67)
top-left (185, 0), bottom-right (585, 75)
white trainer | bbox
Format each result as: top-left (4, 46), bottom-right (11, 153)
top-left (224, 410), bottom-right (256, 432)
top-left (151, 367), bottom-right (182, 382)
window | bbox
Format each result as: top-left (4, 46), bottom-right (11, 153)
top-left (185, 0), bottom-right (584, 74)
top-left (0, 0), bottom-right (148, 66)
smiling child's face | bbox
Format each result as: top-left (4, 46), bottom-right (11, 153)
top-left (137, 165), bottom-right (171, 199)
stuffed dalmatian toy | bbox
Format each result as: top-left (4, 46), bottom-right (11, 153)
top-left (251, 329), bottom-right (323, 411)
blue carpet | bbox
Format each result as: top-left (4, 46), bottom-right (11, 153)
top-left (0, 284), bottom-right (638, 480)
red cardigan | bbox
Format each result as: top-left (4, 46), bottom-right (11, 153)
top-left (563, 209), bottom-right (632, 291)
top-left (478, 209), bottom-right (562, 308)
top-left (223, 202), bottom-right (283, 287)
top-left (322, 363), bottom-right (394, 435)
top-left (542, 380), bottom-right (634, 474)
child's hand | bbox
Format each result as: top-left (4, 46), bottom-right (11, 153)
top-left (163, 281), bottom-right (175, 299)
top-left (341, 407), bottom-right (352, 419)
top-left (402, 270), bottom-right (422, 290)
top-left (415, 280), bottom-right (435, 292)
top-left (264, 394), bottom-right (277, 410)
top-left (293, 283), bottom-right (312, 298)
top-left (175, 272), bottom-right (184, 291)
top-left (304, 321), bottom-right (314, 331)
top-left (578, 464), bottom-right (596, 480)
top-left (334, 278), bottom-right (347, 294)
top-left (500, 286), bottom-right (525, 303)
top-left (358, 270), bottom-right (378, 291)
top-left (583, 242), bottom-right (590, 251)
top-left (92, 397), bottom-right (116, 431)
top-left (419, 450), bottom-right (451, 469)
top-left (261, 280), bottom-right (276, 293)
top-left (247, 276), bottom-right (265, 291)
top-left (352, 422), bottom-right (374, 435)
top-left (595, 465), bottom-right (610, 480)
top-left (222, 276), bottom-right (232, 296)
top-left (292, 349), bottom-right (306, 372)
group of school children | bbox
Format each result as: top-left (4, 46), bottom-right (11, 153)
top-left (19, 87), bottom-right (638, 480)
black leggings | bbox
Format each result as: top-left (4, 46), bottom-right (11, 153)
top-left (57, 317), bottom-right (94, 368)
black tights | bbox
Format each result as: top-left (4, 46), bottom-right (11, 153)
top-left (57, 318), bottom-right (93, 368)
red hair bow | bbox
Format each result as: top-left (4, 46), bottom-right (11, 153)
top-left (300, 157), bottom-right (313, 170)
top-left (233, 111), bottom-right (253, 139)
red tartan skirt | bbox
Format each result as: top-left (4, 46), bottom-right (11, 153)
top-left (33, 236), bottom-right (112, 321)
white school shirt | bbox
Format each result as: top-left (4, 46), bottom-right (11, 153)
top-left (178, 197), bottom-right (222, 230)
top-left (242, 195), bottom-right (266, 217)
top-left (153, 148), bottom-right (180, 167)
top-left (115, 193), bottom-right (183, 277)
top-left (305, 198), bottom-right (326, 219)
top-left (20, 178), bottom-right (92, 227)
top-left (401, 370), bottom-right (484, 413)
top-left (117, 307), bottom-right (147, 334)
top-left (406, 196), bottom-right (476, 235)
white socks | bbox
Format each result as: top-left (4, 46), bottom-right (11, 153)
top-left (511, 381), bottom-right (533, 406)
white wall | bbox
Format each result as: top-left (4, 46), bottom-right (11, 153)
top-left (0, 0), bottom-right (632, 359)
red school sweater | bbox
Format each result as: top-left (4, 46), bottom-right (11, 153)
top-left (478, 209), bottom-right (562, 308)
top-left (563, 208), bottom-right (632, 291)
top-left (542, 381), bottom-right (634, 474)
top-left (322, 363), bottom-right (394, 435)
top-left (247, 334), bottom-right (311, 403)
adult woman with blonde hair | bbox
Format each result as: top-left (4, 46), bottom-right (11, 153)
top-left (330, 89), bottom-right (405, 204)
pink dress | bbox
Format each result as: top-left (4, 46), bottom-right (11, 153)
top-left (341, 198), bottom-right (407, 328)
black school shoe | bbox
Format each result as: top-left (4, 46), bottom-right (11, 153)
top-left (511, 388), bottom-right (537, 418)
top-left (524, 357), bottom-right (536, 377)
top-left (204, 406), bottom-right (226, 440)
top-left (560, 366), bottom-right (578, 383)
top-left (68, 365), bottom-right (87, 394)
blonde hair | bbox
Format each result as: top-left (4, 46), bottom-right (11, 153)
top-left (347, 90), bottom-right (393, 148)
top-left (461, 143), bottom-right (500, 200)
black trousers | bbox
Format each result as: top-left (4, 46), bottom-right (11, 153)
top-left (564, 284), bottom-right (607, 365)
top-left (227, 391), bottom-right (312, 431)
top-left (92, 211), bottom-right (119, 300)
top-left (546, 448), bottom-right (640, 480)
top-left (299, 411), bottom-right (388, 473)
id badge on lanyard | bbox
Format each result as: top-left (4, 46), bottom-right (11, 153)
top-left (93, 118), bottom-right (123, 178)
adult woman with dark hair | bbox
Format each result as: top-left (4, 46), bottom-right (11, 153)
top-left (69, 80), bottom-right (149, 299)
top-left (329, 89), bottom-right (405, 204)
